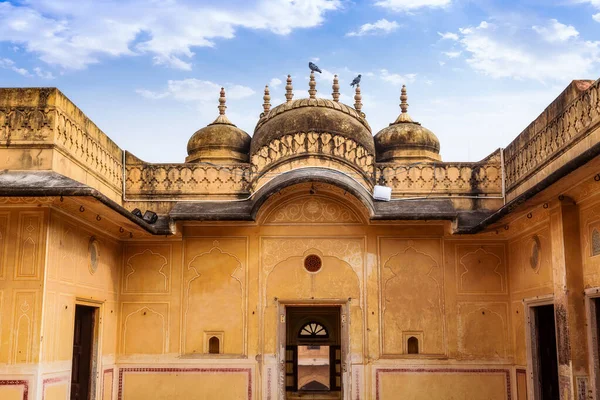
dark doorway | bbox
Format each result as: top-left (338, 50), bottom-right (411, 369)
top-left (285, 306), bottom-right (341, 399)
top-left (590, 297), bottom-right (600, 399)
top-left (70, 305), bottom-right (96, 400)
top-left (533, 304), bottom-right (559, 400)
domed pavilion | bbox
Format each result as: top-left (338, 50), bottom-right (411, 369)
top-left (0, 73), bottom-right (598, 400)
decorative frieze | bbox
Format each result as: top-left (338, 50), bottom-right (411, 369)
top-left (376, 160), bottom-right (502, 195)
top-left (504, 79), bottom-right (600, 193)
top-left (0, 88), bottom-right (123, 193)
top-left (125, 163), bottom-right (251, 197)
top-left (250, 132), bottom-right (375, 178)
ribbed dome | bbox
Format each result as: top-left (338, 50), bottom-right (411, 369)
top-left (251, 97), bottom-right (374, 155)
top-left (374, 85), bottom-right (440, 162)
top-left (186, 88), bottom-right (251, 164)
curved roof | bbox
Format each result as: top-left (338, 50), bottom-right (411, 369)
top-left (251, 97), bottom-right (374, 155)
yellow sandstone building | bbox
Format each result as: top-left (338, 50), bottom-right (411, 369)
top-left (0, 73), bottom-right (599, 400)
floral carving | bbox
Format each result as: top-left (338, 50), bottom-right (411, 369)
top-left (263, 195), bottom-right (362, 225)
top-left (250, 132), bottom-right (374, 177)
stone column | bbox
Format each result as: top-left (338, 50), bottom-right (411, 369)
top-left (550, 197), bottom-right (588, 400)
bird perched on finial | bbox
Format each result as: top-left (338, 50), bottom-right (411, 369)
top-left (350, 74), bottom-right (361, 88)
top-left (309, 62), bottom-right (322, 73)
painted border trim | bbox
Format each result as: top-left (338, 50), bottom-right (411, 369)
top-left (374, 368), bottom-right (512, 400)
top-left (117, 367), bottom-right (252, 400)
top-left (0, 379), bottom-right (29, 400)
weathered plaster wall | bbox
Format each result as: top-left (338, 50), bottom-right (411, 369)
top-left (0, 207), bottom-right (48, 400)
top-left (40, 210), bottom-right (122, 400)
top-left (2, 183), bottom-right (598, 400)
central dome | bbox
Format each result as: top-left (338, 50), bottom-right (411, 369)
top-left (250, 74), bottom-right (375, 183)
top-left (251, 97), bottom-right (374, 155)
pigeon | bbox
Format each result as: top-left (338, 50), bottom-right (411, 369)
top-left (308, 62), bottom-right (322, 73)
top-left (350, 74), bottom-right (361, 88)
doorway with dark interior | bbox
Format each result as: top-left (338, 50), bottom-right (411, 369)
top-left (285, 306), bottom-right (342, 399)
top-left (70, 304), bottom-right (97, 400)
top-left (531, 304), bottom-right (560, 400)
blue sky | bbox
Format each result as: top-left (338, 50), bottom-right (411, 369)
top-left (0, 0), bottom-right (599, 163)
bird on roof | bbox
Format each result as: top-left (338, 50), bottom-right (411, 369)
top-left (350, 74), bottom-right (361, 88)
top-left (308, 62), bottom-right (322, 73)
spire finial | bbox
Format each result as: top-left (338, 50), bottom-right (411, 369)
top-left (393, 84), bottom-right (414, 124)
top-left (285, 74), bottom-right (293, 103)
top-left (309, 71), bottom-right (317, 99)
top-left (332, 75), bottom-right (340, 102)
top-left (218, 87), bottom-right (227, 115)
top-left (354, 84), bottom-right (363, 116)
top-left (400, 84), bottom-right (408, 114)
top-left (262, 85), bottom-right (271, 116)
top-left (210, 87), bottom-right (234, 126)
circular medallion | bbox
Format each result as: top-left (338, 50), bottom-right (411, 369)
top-left (304, 254), bottom-right (322, 273)
top-left (530, 235), bottom-right (541, 271)
top-left (88, 237), bottom-right (99, 275)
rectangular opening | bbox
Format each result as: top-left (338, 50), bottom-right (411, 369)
top-left (285, 306), bottom-right (342, 399)
top-left (70, 304), bottom-right (97, 400)
top-left (297, 345), bottom-right (330, 391)
top-left (589, 297), bottom-right (600, 398)
top-left (532, 304), bottom-right (559, 400)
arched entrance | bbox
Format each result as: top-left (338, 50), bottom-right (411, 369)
top-left (284, 306), bottom-right (342, 399)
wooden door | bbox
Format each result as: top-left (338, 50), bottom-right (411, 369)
top-left (70, 305), bottom-right (95, 400)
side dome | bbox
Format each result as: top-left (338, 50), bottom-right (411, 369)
top-left (186, 87), bottom-right (251, 163)
top-left (374, 85), bottom-right (440, 162)
top-left (250, 74), bottom-right (375, 181)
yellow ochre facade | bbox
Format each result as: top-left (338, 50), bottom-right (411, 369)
top-left (0, 74), bottom-right (600, 400)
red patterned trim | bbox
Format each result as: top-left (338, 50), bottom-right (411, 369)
top-left (117, 367), bottom-right (252, 400)
top-left (102, 368), bottom-right (114, 400)
top-left (355, 369), bottom-right (360, 400)
top-left (375, 368), bottom-right (512, 400)
top-left (42, 376), bottom-right (69, 400)
top-left (266, 367), bottom-right (272, 400)
top-left (0, 380), bottom-right (29, 400)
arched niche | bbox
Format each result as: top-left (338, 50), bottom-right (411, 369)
top-left (256, 182), bottom-right (369, 225)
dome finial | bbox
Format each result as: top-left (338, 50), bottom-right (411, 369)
top-left (354, 84), bottom-right (364, 116)
top-left (285, 74), bottom-right (293, 103)
top-left (262, 85), bottom-right (271, 117)
top-left (400, 85), bottom-right (408, 114)
top-left (332, 75), bottom-right (340, 102)
top-left (393, 85), bottom-right (414, 124)
top-left (218, 87), bottom-right (226, 115)
top-left (309, 71), bottom-right (317, 99)
top-left (210, 87), bottom-right (234, 126)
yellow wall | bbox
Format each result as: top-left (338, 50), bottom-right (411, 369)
top-left (41, 209), bottom-right (122, 400)
top-left (2, 182), bottom-right (599, 399)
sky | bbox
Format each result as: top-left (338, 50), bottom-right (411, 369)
top-left (0, 0), bottom-right (599, 163)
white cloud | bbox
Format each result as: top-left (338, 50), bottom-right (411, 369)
top-left (269, 78), bottom-right (283, 88)
top-left (375, 0), bottom-right (451, 12)
top-left (438, 31), bottom-right (459, 40)
top-left (379, 69), bottom-right (417, 85)
top-left (0, 57), bottom-right (30, 76)
top-left (532, 19), bottom-right (578, 43)
top-left (0, 0), bottom-right (341, 70)
top-left (346, 19), bottom-right (400, 37)
top-left (138, 79), bottom-right (255, 103)
top-left (453, 19), bottom-right (600, 82)
top-left (442, 50), bottom-right (462, 58)
top-left (439, 61), bottom-right (446, 66)
top-left (311, 57), bottom-right (320, 62)
top-left (594, 13), bottom-right (600, 22)
top-left (33, 67), bottom-right (55, 79)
